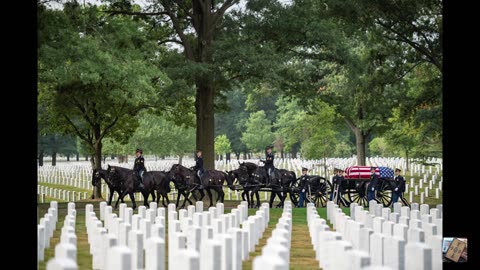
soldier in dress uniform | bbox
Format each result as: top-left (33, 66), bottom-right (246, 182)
top-left (367, 167), bottom-right (378, 202)
top-left (330, 168), bottom-right (339, 201)
top-left (336, 168), bottom-right (345, 204)
top-left (262, 145), bottom-right (275, 187)
top-left (392, 168), bottom-right (405, 203)
top-left (193, 150), bottom-right (204, 189)
top-left (298, 167), bottom-right (309, 208)
top-left (133, 148), bottom-right (146, 189)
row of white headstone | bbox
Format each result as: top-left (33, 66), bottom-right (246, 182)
top-left (252, 201), bottom-right (293, 270)
top-left (38, 185), bottom-right (89, 202)
top-left (38, 175), bottom-right (102, 191)
top-left (38, 201), bottom-right (58, 262)
top-left (43, 202), bottom-right (80, 270)
top-left (319, 200), bottom-right (442, 270)
top-left (83, 199), bottom-right (270, 270)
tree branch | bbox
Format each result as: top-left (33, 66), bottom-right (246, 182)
top-left (63, 114), bottom-right (89, 143)
top-left (158, 39), bottom-right (184, 46)
top-left (103, 10), bottom-right (169, 16)
top-left (163, 1), bottom-right (195, 60)
top-left (214, 0), bottom-right (239, 25)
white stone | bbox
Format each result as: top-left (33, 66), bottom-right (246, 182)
top-left (54, 243), bottom-right (77, 262)
top-left (145, 237), bottom-right (165, 270)
top-left (128, 230), bottom-right (144, 270)
top-left (405, 242), bottom-right (432, 270)
top-left (200, 239), bottom-right (222, 270)
top-left (370, 233), bottom-right (385, 266)
top-left (393, 224), bottom-right (408, 242)
top-left (408, 227), bottom-right (425, 243)
top-left (196, 201), bottom-right (204, 212)
top-left (384, 236), bottom-right (406, 270)
top-left (46, 257), bottom-right (78, 270)
top-left (105, 245), bottom-right (132, 270)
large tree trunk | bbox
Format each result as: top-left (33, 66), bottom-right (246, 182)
top-left (66, 154), bottom-right (70, 161)
top-left (243, 152), bottom-right (247, 160)
top-left (405, 149), bottom-right (409, 172)
top-left (226, 152), bottom-right (231, 161)
top-left (354, 128), bottom-right (367, 166)
top-left (195, 81), bottom-right (215, 170)
top-left (93, 141), bottom-right (103, 199)
top-left (178, 155), bottom-right (183, 165)
top-left (52, 152), bottom-right (57, 166)
top-left (281, 149), bottom-right (284, 159)
top-left (38, 150), bottom-right (44, 166)
top-left (85, 155), bottom-right (88, 161)
top-left (76, 152), bottom-right (79, 161)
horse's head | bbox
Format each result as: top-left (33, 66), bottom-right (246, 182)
top-left (237, 164), bottom-right (250, 184)
top-left (92, 169), bottom-right (101, 186)
top-left (226, 170), bottom-right (236, 188)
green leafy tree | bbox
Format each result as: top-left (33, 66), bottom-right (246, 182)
top-left (38, 3), bottom-right (171, 198)
top-left (105, 0), bottom-right (246, 170)
top-left (214, 134), bottom-right (232, 160)
top-left (214, 88), bottom-right (249, 160)
top-left (241, 110), bottom-right (274, 154)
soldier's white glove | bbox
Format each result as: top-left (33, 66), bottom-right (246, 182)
top-left (394, 188), bottom-right (398, 191)
top-left (371, 188), bottom-right (374, 191)
top-left (302, 189), bottom-right (305, 192)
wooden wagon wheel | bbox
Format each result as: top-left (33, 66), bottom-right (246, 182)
top-left (314, 178), bottom-right (332, 208)
top-left (289, 180), bottom-right (300, 207)
top-left (376, 180), bottom-right (393, 207)
top-left (347, 180), bottom-right (369, 206)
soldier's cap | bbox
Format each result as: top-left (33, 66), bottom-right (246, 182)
top-left (370, 166), bottom-right (376, 170)
top-left (395, 168), bottom-right (401, 172)
top-left (265, 145), bottom-right (273, 150)
top-left (136, 148), bottom-right (143, 153)
top-left (302, 167), bottom-right (308, 171)
top-left (338, 169), bottom-right (344, 172)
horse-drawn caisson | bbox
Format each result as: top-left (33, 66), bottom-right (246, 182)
top-left (90, 148), bottom-right (407, 209)
top-left (334, 166), bottom-right (411, 208)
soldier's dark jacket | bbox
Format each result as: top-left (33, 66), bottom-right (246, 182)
top-left (134, 156), bottom-right (146, 172)
top-left (194, 156), bottom-right (204, 173)
top-left (264, 152), bottom-right (274, 169)
top-left (394, 174), bottom-right (405, 192)
top-left (368, 172), bottom-right (378, 190)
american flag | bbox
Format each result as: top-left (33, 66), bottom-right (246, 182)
top-left (378, 167), bottom-right (394, 179)
top-left (344, 166), bottom-right (379, 179)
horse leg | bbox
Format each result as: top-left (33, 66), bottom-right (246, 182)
top-left (206, 188), bottom-right (214, 207)
top-left (180, 191), bottom-right (189, 208)
top-left (128, 192), bottom-right (137, 210)
top-left (143, 190), bottom-right (149, 207)
top-left (249, 189), bottom-right (255, 208)
top-left (107, 188), bottom-right (114, 206)
top-left (163, 191), bottom-right (170, 207)
top-left (114, 190), bottom-right (126, 210)
top-left (175, 190), bottom-right (182, 208)
top-left (217, 187), bottom-right (225, 203)
top-left (255, 190), bottom-right (261, 208)
top-left (269, 191), bottom-right (275, 208)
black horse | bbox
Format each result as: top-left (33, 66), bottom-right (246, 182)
top-left (226, 168), bottom-right (256, 206)
top-left (270, 168), bottom-right (297, 208)
top-left (92, 168), bottom-right (125, 206)
top-left (149, 170), bottom-right (172, 207)
top-left (238, 162), bottom-right (287, 208)
top-left (199, 169), bottom-right (229, 207)
top-left (106, 165), bottom-right (160, 210)
top-left (168, 164), bottom-right (202, 208)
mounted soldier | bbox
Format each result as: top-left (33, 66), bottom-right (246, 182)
top-left (192, 150), bottom-right (204, 189)
top-left (260, 145), bottom-right (275, 187)
top-left (133, 148), bottom-right (146, 189)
